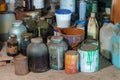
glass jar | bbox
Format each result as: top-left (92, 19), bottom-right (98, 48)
top-left (7, 34), bottom-right (18, 57)
top-left (8, 20), bottom-right (27, 51)
top-left (27, 37), bottom-right (49, 72)
top-left (47, 36), bottom-right (68, 70)
top-left (21, 33), bottom-right (32, 56)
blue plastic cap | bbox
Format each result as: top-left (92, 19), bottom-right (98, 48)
top-left (55, 9), bottom-right (72, 14)
top-left (104, 19), bottom-right (110, 23)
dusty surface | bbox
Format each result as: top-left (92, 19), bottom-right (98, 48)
top-left (0, 64), bottom-right (120, 80)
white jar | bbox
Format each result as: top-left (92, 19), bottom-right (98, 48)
top-left (55, 9), bottom-right (72, 28)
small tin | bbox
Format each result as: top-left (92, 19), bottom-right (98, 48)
top-left (65, 50), bottom-right (79, 74)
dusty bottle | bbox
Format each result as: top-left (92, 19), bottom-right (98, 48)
top-left (27, 37), bottom-right (49, 72)
top-left (37, 17), bottom-right (53, 43)
top-left (7, 34), bottom-right (18, 57)
top-left (0, 0), bottom-right (7, 12)
top-left (21, 33), bottom-right (32, 56)
top-left (87, 12), bottom-right (99, 40)
top-left (47, 36), bottom-right (68, 70)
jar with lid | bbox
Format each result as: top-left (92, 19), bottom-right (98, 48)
top-left (22, 16), bottom-right (38, 38)
top-left (8, 20), bottom-right (27, 51)
top-left (21, 33), bottom-right (32, 56)
top-left (47, 36), bottom-right (68, 70)
top-left (27, 37), bottom-right (49, 72)
top-left (14, 54), bottom-right (29, 75)
top-left (7, 34), bottom-right (18, 57)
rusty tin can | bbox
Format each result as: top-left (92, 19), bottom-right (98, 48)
top-left (65, 50), bottom-right (79, 74)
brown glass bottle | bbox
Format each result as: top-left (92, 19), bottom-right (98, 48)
top-left (7, 34), bottom-right (19, 57)
top-left (0, 0), bottom-right (7, 12)
top-left (25, 0), bottom-right (34, 11)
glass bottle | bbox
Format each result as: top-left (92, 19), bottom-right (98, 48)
top-left (37, 17), bottom-right (53, 43)
top-left (0, 0), bottom-right (7, 12)
top-left (7, 34), bottom-right (18, 57)
top-left (87, 12), bottom-right (99, 40)
top-left (47, 36), bottom-right (68, 70)
top-left (27, 37), bottom-right (49, 72)
top-left (21, 33), bottom-right (32, 56)
top-left (8, 20), bottom-right (27, 51)
top-left (22, 16), bottom-right (38, 38)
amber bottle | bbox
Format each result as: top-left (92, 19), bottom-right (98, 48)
top-left (0, 0), bottom-right (7, 12)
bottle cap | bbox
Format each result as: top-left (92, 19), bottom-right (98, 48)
top-left (91, 12), bottom-right (95, 17)
top-left (55, 9), bottom-right (71, 15)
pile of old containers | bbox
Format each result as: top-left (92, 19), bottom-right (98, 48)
top-left (2, 0), bottom-right (120, 76)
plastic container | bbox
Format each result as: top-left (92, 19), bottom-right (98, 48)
top-left (111, 23), bottom-right (120, 68)
top-left (55, 9), bottom-right (72, 28)
top-left (100, 19), bottom-right (114, 59)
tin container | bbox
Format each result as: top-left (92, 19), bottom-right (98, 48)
top-left (14, 54), bottom-right (29, 75)
top-left (78, 44), bottom-right (99, 72)
top-left (65, 50), bottom-right (79, 74)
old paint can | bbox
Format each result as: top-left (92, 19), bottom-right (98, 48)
top-left (14, 54), bottom-right (29, 75)
top-left (65, 50), bottom-right (79, 74)
top-left (78, 44), bottom-right (99, 72)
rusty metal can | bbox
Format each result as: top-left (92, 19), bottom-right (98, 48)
top-left (65, 50), bottom-right (79, 74)
top-left (14, 54), bottom-right (29, 75)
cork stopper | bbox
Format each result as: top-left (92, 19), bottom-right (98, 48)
top-left (31, 37), bottom-right (43, 43)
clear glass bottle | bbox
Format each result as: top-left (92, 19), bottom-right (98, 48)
top-left (8, 20), bottom-right (27, 51)
top-left (21, 33), bottom-right (32, 56)
top-left (87, 12), bottom-right (99, 40)
top-left (47, 36), bottom-right (68, 70)
top-left (7, 34), bottom-right (18, 57)
top-left (27, 37), bottom-right (49, 72)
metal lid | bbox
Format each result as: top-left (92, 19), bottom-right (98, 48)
top-left (22, 33), bottom-right (32, 38)
top-left (31, 37), bottom-right (43, 43)
top-left (66, 50), bottom-right (78, 55)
